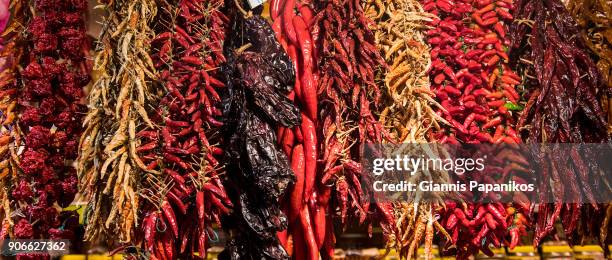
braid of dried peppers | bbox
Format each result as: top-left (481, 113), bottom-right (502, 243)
top-left (423, 0), bottom-right (528, 256)
top-left (509, 0), bottom-right (610, 247)
top-left (218, 1), bottom-right (300, 259)
top-left (78, 0), bottom-right (159, 244)
top-left (269, 0), bottom-right (328, 257)
top-left (312, 0), bottom-right (398, 255)
top-left (10, 0), bottom-right (89, 252)
top-left (364, 0), bottom-right (453, 258)
top-left (140, 0), bottom-right (232, 257)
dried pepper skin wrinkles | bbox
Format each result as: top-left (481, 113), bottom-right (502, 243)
top-left (135, 0), bottom-right (233, 258)
top-left (1, 0), bottom-right (89, 252)
top-left (219, 2), bottom-right (300, 259)
top-left (77, 0), bottom-right (158, 243)
top-left (364, 0), bottom-right (450, 258)
top-left (509, 0), bottom-right (611, 246)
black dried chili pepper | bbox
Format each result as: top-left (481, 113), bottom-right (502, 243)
top-left (218, 2), bottom-right (300, 259)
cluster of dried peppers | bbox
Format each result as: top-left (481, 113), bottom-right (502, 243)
top-left (564, 0), bottom-right (612, 246)
top-left (564, 0), bottom-right (612, 133)
top-left (313, 0), bottom-right (399, 255)
top-left (509, 0), bottom-right (611, 246)
top-left (269, 0), bottom-right (332, 258)
top-left (0, 0), bottom-right (609, 259)
top-left (78, 0), bottom-right (158, 244)
top-left (363, 0), bottom-right (451, 258)
top-left (422, 0), bottom-right (530, 257)
top-left (8, 0), bottom-right (89, 249)
top-left (218, 1), bottom-right (300, 258)
top-left (134, 0), bottom-right (233, 258)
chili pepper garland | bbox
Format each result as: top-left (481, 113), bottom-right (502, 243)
top-left (3, 0), bottom-right (90, 255)
top-left (78, 0), bottom-right (159, 243)
top-left (366, 0), bottom-right (447, 143)
top-left (218, 1), bottom-right (300, 258)
top-left (269, 0), bottom-right (329, 258)
top-left (509, 0), bottom-right (610, 246)
top-left (311, 0), bottom-right (398, 256)
top-left (422, 0), bottom-right (528, 257)
top-left (135, 0), bottom-right (233, 258)
top-left (364, 0), bottom-right (452, 258)
top-left (564, 0), bottom-right (612, 134)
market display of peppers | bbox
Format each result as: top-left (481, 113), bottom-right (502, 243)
top-left (0, 0), bottom-right (610, 259)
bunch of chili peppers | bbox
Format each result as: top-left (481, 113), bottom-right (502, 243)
top-left (134, 0), bottom-right (233, 258)
top-left (312, 0), bottom-right (398, 257)
top-left (509, 0), bottom-right (611, 246)
top-left (4, 0), bottom-right (89, 256)
top-left (564, 0), bottom-right (612, 133)
top-left (364, 0), bottom-right (454, 258)
top-left (218, 1), bottom-right (300, 258)
top-left (0, 0), bottom-right (610, 258)
top-left (422, 0), bottom-right (529, 256)
top-left (269, 0), bottom-right (333, 258)
top-left (78, 0), bottom-right (160, 245)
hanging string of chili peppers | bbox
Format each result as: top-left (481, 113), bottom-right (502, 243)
top-left (4, 0), bottom-right (90, 257)
top-left (422, 0), bottom-right (529, 257)
top-left (135, 0), bottom-right (233, 258)
top-left (311, 0), bottom-right (398, 257)
top-left (508, 0), bottom-right (610, 247)
top-left (269, 0), bottom-right (330, 258)
top-left (0, 0), bottom-right (609, 258)
top-left (564, 0), bottom-right (612, 134)
top-left (78, 0), bottom-right (159, 244)
top-left (363, 0), bottom-right (453, 258)
top-left (218, 0), bottom-right (300, 258)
